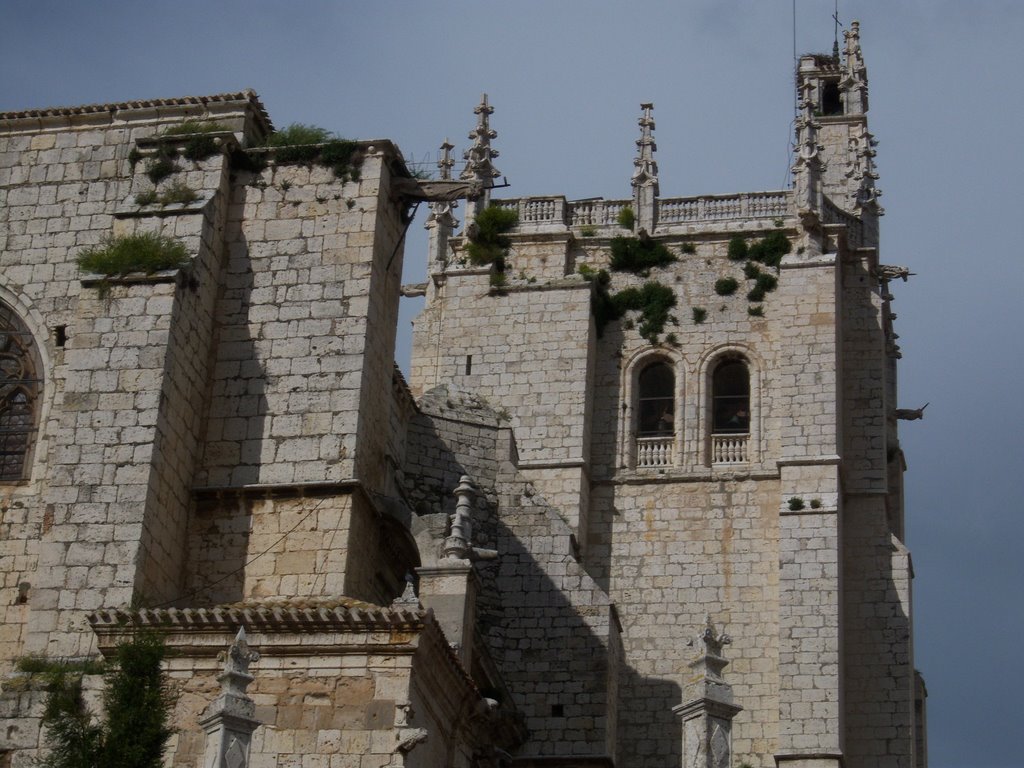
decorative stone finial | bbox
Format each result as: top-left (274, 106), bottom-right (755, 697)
top-left (460, 95), bottom-right (502, 225)
top-left (674, 617), bottom-right (742, 768)
top-left (391, 572), bottom-right (421, 608)
top-left (687, 615), bottom-right (732, 685)
top-left (441, 475), bottom-right (498, 562)
top-left (444, 475), bottom-right (476, 560)
top-left (631, 103), bottom-right (659, 190)
top-left (221, 626), bottom-right (259, 686)
top-left (847, 126), bottom-right (883, 216)
top-left (425, 138), bottom-right (460, 265)
top-left (791, 81), bottom-right (824, 215)
top-left (631, 103), bottom-right (659, 232)
top-left (199, 628), bottom-right (262, 768)
top-left (840, 19), bottom-right (869, 114)
top-left (438, 138), bottom-right (455, 181)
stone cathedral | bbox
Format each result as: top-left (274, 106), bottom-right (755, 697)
top-left (0, 23), bottom-right (926, 768)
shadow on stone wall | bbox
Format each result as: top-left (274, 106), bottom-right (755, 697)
top-left (185, 184), bottom-right (269, 604)
top-left (403, 387), bottom-right (683, 765)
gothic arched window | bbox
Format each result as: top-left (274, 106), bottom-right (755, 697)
top-left (0, 304), bottom-right (42, 481)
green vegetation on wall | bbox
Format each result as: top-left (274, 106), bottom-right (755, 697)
top-left (466, 205), bottom-right (519, 276)
top-left (609, 234), bottom-right (676, 273)
top-left (616, 206), bottom-right (635, 230)
top-left (76, 233), bottom-right (190, 277)
top-left (22, 632), bottom-right (173, 768)
top-left (266, 123), bottom-right (362, 181)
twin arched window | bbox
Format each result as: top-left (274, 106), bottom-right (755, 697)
top-left (0, 303), bottom-right (41, 481)
top-left (631, 353), bottom-right (752, 468)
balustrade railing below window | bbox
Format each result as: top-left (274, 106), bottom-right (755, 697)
top-left (711, 433), bottom-right (749, 464)
top-left (636, 436), bottom-right (674, 468)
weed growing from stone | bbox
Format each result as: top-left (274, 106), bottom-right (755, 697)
top-left (134, 189), bottom-right (158, 206)
top-left (263, 124), bottom-right (363, 181)
top-left (163, 121), bottom-right (228, 161)
top-left (692, 307), bottom-right (707, 324)
top-left (145, 150), bottom-right (177, 185)
top-left (77, 232), bottom-right (190, 276)
top-left (157, 181), bottom-right (198, 206)
top-left (616, 206), bottom-right (635, 230)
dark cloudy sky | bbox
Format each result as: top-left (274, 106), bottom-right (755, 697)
top-left (3, 2), bottom-right (1022, 766)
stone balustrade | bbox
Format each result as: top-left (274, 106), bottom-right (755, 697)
top-left (636, 436), bottom-right (675, 468)
top-left (711, 433), bottom-right (749, 465)
top-left (489, 190), bottom-right (791, 233)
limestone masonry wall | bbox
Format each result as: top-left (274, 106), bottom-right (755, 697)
top-left (0, 24), bottom-right (926, 767)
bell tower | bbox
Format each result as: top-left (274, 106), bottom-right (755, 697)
top-left (796, 20), bottom-right (882, 239)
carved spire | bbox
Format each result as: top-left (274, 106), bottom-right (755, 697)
top-left (631, 103), bottom-right (659, 232)
top-left (840, 19), bottom-right (869, 114)
top-left (425, 138), bottom-right (460, 266)
top-left (460, 94), bottom-right (502, 225)
top-left (791, 80), bottom-right (825, 214)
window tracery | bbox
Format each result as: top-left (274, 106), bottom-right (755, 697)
top-left (0, 304), bottom-right (41, 481)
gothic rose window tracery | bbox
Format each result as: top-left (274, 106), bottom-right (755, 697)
top-left (0, 304), bottom-right (41, 481)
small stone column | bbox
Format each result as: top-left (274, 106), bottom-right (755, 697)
top-left (672, 617), bottom-right (742, 768)
top-left (416, 476), bottom-right (497, 671)
top-left (425, 139), bottom-right (459, 268)
top-left (199, 627), bottom-right (261, 768)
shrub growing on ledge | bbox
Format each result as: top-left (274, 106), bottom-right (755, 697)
top-left (609, 235), bottom-right (676, 273)
top-left (466, 205), bottom-right (519, 267)
top-left (265, 123), bottom-right (362, 180)
top-left (616, 206), bottom-right (635, 230)
top-left (76, 233), bottom-right (190, 276)
top-left (613, 281), bottom-right (676, 344)
top-left (748, 229), bottom-right (792, 268)
top-left (727, 235), bottom-right (748, 261)
top-left (714, 277), bottom-right (739, 296)
top-left (163, 120), bottom-right (229, 161)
